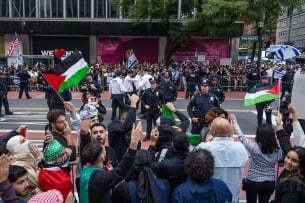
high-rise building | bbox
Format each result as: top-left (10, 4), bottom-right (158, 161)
top-left (276, 5), bottom-right (305, 51)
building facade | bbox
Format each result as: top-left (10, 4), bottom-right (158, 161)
top-left (0, 0), bottom-right (242, 66)
top-left (276, 4), bottom-right (305, 52)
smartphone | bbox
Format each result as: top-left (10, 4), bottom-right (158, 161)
top-left (44, 124), bottom-right (51, 135)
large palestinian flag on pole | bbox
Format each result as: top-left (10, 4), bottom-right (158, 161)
top-left (244, 80), bottom-right (280, 106)
top-left (42, 50), bottom-right (89, 93)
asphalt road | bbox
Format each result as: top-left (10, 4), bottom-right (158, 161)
top-left (0, 96), bottom-right (278, 135)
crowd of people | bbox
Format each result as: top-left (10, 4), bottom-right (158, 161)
top-left (0, 59), bottom-right (304, 203)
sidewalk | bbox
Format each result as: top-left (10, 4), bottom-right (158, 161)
top-left (8, 90), bottom-right (246, 100)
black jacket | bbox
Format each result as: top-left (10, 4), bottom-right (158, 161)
top-left (108, 107), bottom-right (137, 161)
top-left (79, 132), bottom-right (118, 168)
top-left (85, 149), bottom-right (136, 203)
top-left (17, 70), bottom-right (30, 83)
top-left (151, 150), bottom-right (188, 193)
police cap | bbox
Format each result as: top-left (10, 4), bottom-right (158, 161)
top-left (201, 79), bottom-right (209, 86)
top-left (149, 78), bottom-right (157, 84)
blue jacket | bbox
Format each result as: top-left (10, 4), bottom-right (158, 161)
top-left (172, 177), bottom-right (232, 203)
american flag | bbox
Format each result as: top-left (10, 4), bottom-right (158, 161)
top-left (7, 32), bottom-right (19, 56)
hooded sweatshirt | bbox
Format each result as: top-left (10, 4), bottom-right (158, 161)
top-left (172, 177), bottom-right (232, 203)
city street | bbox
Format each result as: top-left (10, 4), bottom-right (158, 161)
top-left (0, 90), bottom-right (282, 202)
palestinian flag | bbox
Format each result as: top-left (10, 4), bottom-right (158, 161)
top-left (244, 80), bottom-right (280, 106)
top-left (161, 104), bottom-right (177, 126)
top-left (42, 50), bottom-right (89, 93)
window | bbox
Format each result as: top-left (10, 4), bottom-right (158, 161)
top-left (39, 0), bottom-right (51, 18)
top-left (11, 0), bottom-right (23, 17)
top-left (66, 0), bottom-right (77, 18)
top-left (51, 0), bottom-right (63, 18)
top-left (0, 0), bottom-right (9, 17)
top-left (24, 0), bottom-right (36, 17)
top-left (181, 0), bottom-right (193, 19)
top-left (79, 0), bottom-right (91, 18)
top-left (94, 0), bottom-right (106, 18)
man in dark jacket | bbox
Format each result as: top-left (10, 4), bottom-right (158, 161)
top-left (255, 75), bottom-right (274, 126)
top-left (39, 82), bottom-right (72, 112)
top-left (158, 73), bottom-right (177, 104)
top-left (0, 69), bottom-right (13, 115)
top-left (150, 131), bottom-right (190, 194)
top-left (172, 149), bottom-right (232, 202)
top-left (79, 122), bottom-right (143, 203)
top-left (107, 94), bottom-right (139, 161)
top-left (17, 65), bottom-right (31, 99)
top-left (187, 79), bottom-right (219, 134)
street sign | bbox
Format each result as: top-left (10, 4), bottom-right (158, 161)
top-left (241, 35), bottom-right (259, 41)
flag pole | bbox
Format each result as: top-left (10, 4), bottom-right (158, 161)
top-left (277, 78), bottom-right (281, 116)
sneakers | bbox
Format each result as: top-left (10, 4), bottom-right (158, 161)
top-left (6, 111), bottom-right (13, 115)
top-left (27, 97), bottom-right (32, 99)
top-left (0, 114), bottom-right (3, 117)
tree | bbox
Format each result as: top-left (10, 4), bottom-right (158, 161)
top-left (112, 0), bottom-right (305, 64)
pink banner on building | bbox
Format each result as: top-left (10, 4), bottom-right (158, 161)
top-left (98, 37), bottom-right (159, 65)
top-left (171, 38), bottom-right (229, 64)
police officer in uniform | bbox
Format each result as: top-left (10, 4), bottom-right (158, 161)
top-left (0, 68), bottom-right (13, 115)
top-left (247, 66), bottom-right (260, 91)
top-left (158, 72), bottom-right (177, 104)
top-left (17, 65), bottom-right (32, 99)
top-left (142, 78), bottom-right (162, 141)
top-left (185, 66), bottom-right (201, 99)
top-left (187, 79), bottom-right (219, 134)
top-left (255, 75), bottom-right (273, 126)
top-left (281, 66), bottom-right (294, 98)
top-left (109, 71), bottom-right (127, 121)
top-left (209, 77), bottom-right (225, 104)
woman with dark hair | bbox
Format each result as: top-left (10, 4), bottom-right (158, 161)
top-left (273, 146), bottom-right (305, 203)
top-left (171, 149), bottom-right (232, 202)
top-left (230, 114), bottom-right (282, 203)
top-left (112, 149), bottom-right (170, 203)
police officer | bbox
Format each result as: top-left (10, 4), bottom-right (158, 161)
top-left (158, 72), bottom-right (177, 104)
top-left (209, 77), bottom-right (225, 104)
top-left (0, 67), bottom-right (13, 115)
top-left (187, 79), bottom-right (219, 134)
top-left (138, 66), bottom-right (153, 117)
top-left (123, 69), bottom-right (139, 105)
top-left (80, 73), bottom-right (102, 94)
top-left (281, 66), bottom-right (294, 98)
top-left (109, 71), bottom-right (127, 121)
top-left (247, 66), bottom-right (260, 90)
top-left (141, 78), bottom-right (162, 141)
top-left (255, 75), bottom-right (273, 126)
top-left (17, 65), bottom-right (32, 99)
top-left (185, 66), bottom-right (201, 99)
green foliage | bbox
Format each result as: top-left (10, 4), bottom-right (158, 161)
top-left (110, 0), bottom-right (305, 64)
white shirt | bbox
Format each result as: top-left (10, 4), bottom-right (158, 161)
top-left (138, 74), bottom-right (153, 91)
top-left (109, 77), bottom-right (127, 95)
top-left (123, 75), bottom-right (139, 92)
top-left (196, 137), bottom-right (248, 203)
